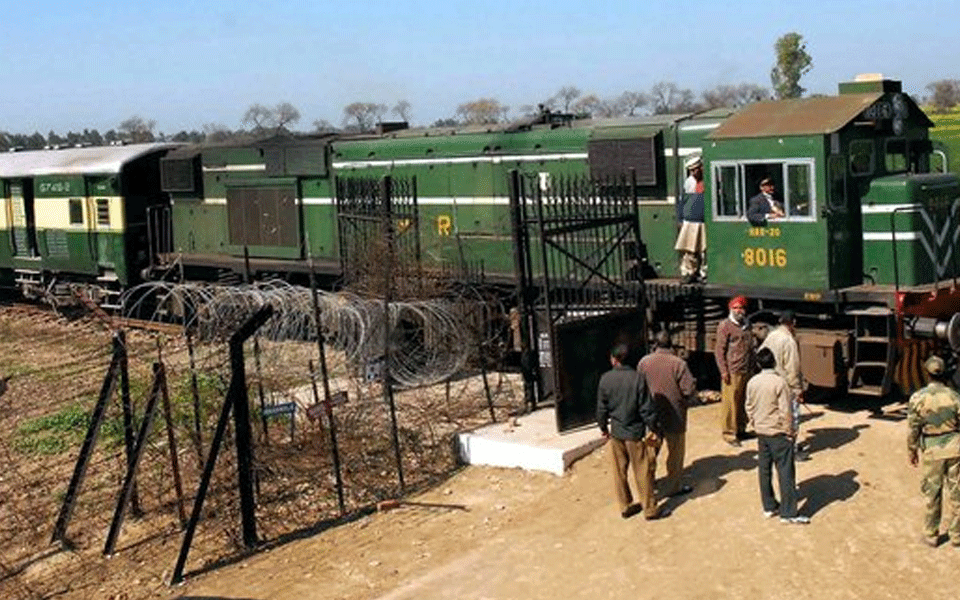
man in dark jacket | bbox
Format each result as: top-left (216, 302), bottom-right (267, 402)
top-left (597, 343), bottom-right (662, 519)
top-left (638, 331), bottom-right (697, 497)
top-left (746, 177), bottom-right (784, 226)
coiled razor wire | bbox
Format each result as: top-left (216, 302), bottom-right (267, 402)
top-left (119, 281), bottom-right (475, 389)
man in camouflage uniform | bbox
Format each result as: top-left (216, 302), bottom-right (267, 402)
top-left (907, 355), bottom-right (960, 547)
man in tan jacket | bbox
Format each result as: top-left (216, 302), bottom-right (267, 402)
top-left (760, 310), bottom-right (809, 460)
top-left (746, 347), bottom-right (809, 524)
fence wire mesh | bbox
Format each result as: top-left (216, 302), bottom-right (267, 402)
top-left (0, 282), bottom-right (521, 598)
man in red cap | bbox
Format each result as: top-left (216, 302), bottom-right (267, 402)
top-left (714, 295), bottom-right (754, 446)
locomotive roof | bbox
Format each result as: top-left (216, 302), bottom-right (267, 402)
top-left (708, 93), bottom-right (932, 139)
top-left (0, 143), bottom-right (179, 177)
top-left (348, 110), bottom-right (731, 140)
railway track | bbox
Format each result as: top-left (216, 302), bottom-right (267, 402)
top-left (2, 301), bottom-right (184, 337)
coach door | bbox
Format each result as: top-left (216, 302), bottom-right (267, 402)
top-left (8, 181), bottom-right (39, 259)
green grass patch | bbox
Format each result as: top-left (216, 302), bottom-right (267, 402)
top-left (14, 402), bottom-right (128, 456)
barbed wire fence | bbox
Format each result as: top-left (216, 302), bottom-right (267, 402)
top-left (0, 272), bottom-right (525, 597)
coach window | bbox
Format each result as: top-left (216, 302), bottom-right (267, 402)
top-left (96, 199), bottom-right (110, 226)
top-left (68, 199), bottom-right (83, 225)
top-left (849, 140), bottom-right (874, 176)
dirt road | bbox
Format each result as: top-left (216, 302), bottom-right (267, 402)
top-left (178, 399), bottom-right (960, 600)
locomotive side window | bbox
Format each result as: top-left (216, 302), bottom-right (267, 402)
top-left (712, 159), bottom-right (815, 221)
top-left (828, 156), bottom-right (847, 210)
top-left (849, 140), bottom-right (874, 176)
top-left (714, 165), bottom-right (740, 216)
top-left (786, 164), bottom-right (812, 217)
top-left (68, 199), bottom-right (83, 225)
top-left (884, 139), bottom-right (908, 173)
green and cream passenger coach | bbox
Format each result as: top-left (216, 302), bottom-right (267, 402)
top-left (0, 143), bottom-right (177, 305)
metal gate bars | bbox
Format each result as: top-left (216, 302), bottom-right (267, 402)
top-left (509, 169), bottom-right (647, 431)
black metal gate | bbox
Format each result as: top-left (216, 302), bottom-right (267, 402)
top-left (335, 174), bottom-right (421, 295)
top-left (509, 169), bottom-right (647, 432)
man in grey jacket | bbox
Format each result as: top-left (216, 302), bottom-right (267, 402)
top-left (745, 347), bottom-right (809, 524)
top-left (597, 343), bottom-right (662, 520)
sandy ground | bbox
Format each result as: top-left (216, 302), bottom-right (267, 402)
top-left (176, 398), bottom-right (960, 600)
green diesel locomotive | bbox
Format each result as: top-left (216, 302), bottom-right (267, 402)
top-left (0, 76), bottom-right (957, 402)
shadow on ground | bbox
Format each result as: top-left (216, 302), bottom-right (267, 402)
top-left (661, 449), bottom-right (757, 512)
top-left (799, 469), bottom-right (860, 517)
top-left (803, 424), bottom-right (868, 454)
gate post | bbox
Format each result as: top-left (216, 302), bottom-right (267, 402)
top-left (509, 170), bottom-right (541, 413)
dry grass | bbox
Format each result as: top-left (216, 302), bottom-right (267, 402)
top-left (0, 304), bottom-right (523, 600)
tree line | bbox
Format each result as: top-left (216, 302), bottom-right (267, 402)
top-left (0, 78), bottom-right (790, 151)
top-left (3, 33), bottom-right (957, 151)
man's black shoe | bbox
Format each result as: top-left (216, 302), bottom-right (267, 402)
top-left (645, 508), bottom-right (670, 521)
top-left (668, 484), bottom-right (694, 497)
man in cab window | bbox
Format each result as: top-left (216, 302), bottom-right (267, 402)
top-left (747, 177), bottom-right (784, 226)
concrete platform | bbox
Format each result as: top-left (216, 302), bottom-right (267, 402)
top-left (456, 408), bottom-right (605, 476)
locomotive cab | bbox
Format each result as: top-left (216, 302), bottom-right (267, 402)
top-left (703, 76), bottom-right (949, 294)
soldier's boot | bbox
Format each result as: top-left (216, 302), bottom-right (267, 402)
top-left (923, 533), bottom-right (939, 547)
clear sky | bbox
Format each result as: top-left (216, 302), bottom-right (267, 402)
top-left (1, 0), bottom-right (957, 136)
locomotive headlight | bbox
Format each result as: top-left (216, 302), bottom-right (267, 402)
top-left (910, 313), bottom-right (960, 351)
top-left (892, 93), bottom-right (909, 118)
top-left (892, 116), bottom-right (905, 136)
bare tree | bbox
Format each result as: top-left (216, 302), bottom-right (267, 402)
top-left (926, 80), bottom-right (960, 113)
top-left (242, 103), bottom-right (300, 133)
top-left (202, 123), bottom-right (234, 143)
top-left (392, 100), bottom-right (412, 122)
top-left (118, 116), bottom-right (157, 143)
top-left (274, 102), bottom-right (301, 131)
top-left (617, 91), bottom-right (649, 116)
top-left (342, 102), bottom-right (388, 132)
top-left (242, 104), bottom-right (273, 132)
top-left (517, 104), bottom-right (542, 118)
top-left (649, 82), bottom-right (696, 114)
top-left (700, 83), bottom-right (771, 109)
top-left (455, 99), bottom-right (510, 125)
top-left (593, 98), bottom-right (628, 118)
top-left (550, 86), bottom-right (582, 112)
top-left (313, 119), bottom-right (338, 133)
top-left (572, 94), bottom-right (602, 116)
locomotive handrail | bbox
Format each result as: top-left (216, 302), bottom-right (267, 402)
top-left (889, 205), bottom-right (920, 292)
